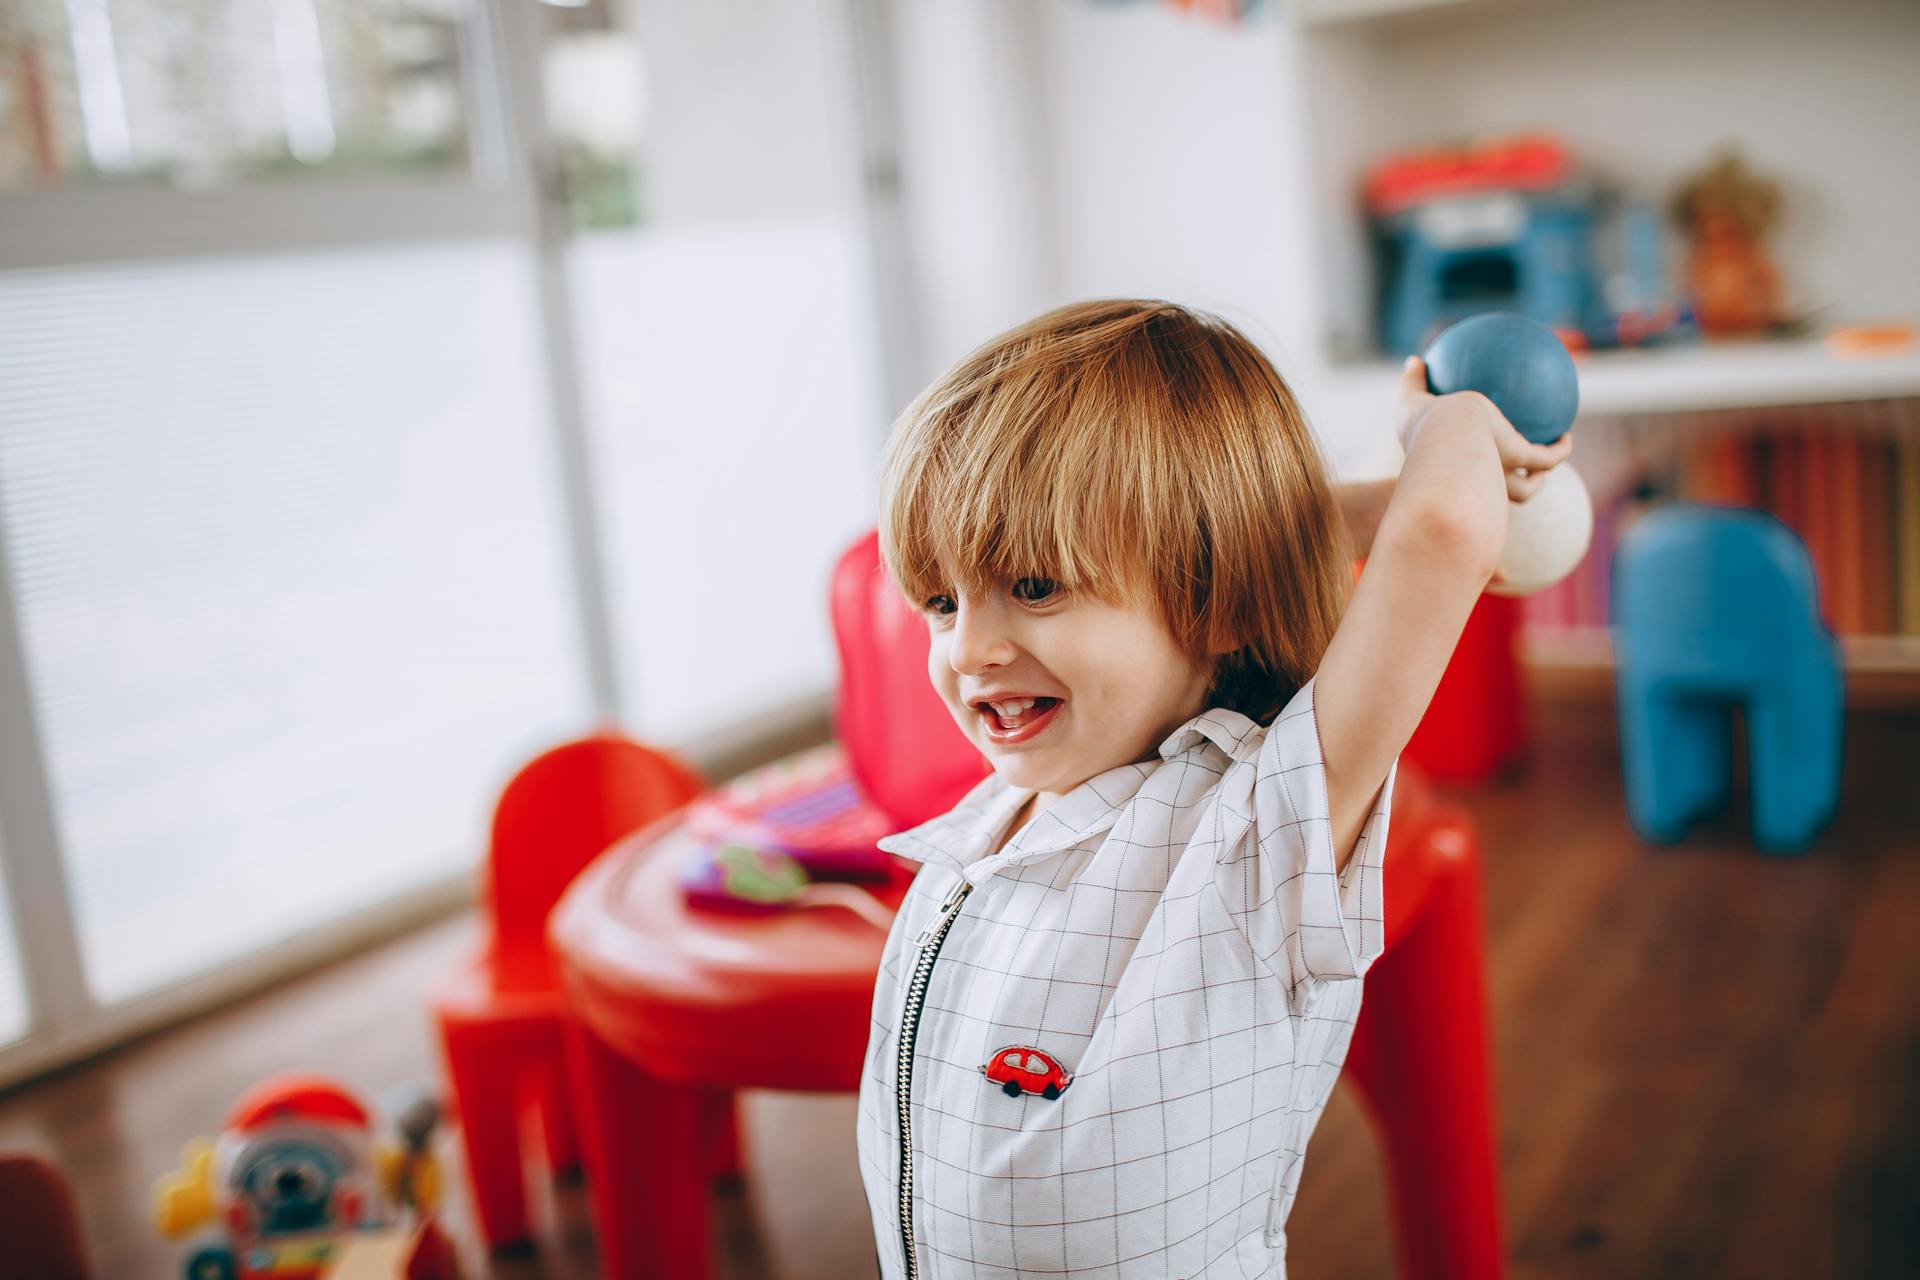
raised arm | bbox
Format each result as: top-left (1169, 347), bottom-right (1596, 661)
top-left (1314, 357), bottom-right (1574, 870)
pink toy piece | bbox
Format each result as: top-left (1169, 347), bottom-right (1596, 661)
top-left (684, 745), bottom-right (896, 880)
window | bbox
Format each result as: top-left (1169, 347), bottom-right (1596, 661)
top-left (556, 1), bottom-right (883, 743)
top-left (0, 866), bottom-right (23, 1044)
top-left (0, 0), bottom-right (473, 191)
top-left (0, 243), bottom-right (594, 1001)
top-left (0, 0), bottom-right (888, 1082)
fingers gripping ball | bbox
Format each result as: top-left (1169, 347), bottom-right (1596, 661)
top-left (1423, 310), bottom-right (1590, 594)
top-left (1424, 311), bottom-right (1580, 445)
top-left (1489, 462), bottom-right (1593, 597)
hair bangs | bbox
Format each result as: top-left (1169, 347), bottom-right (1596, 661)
top-left (881, 343), bottom-right (1168, 613)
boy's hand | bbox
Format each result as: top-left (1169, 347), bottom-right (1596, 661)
top-left (1396, 355), bottom-right (1574, 502)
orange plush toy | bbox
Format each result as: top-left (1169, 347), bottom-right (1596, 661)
top-left (1671, 148), bottom-right (1784, 337)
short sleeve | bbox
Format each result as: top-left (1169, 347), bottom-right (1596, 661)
top-left (1208, 676), bottom-right (1395, 995)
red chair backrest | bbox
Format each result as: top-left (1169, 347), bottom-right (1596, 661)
top-left (486, 735), bottom-right (703, 949)
top-left (829, 529), bottom-right (989, 829)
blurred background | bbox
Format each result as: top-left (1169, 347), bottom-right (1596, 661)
top-left (0, 0), bottom-right (1915, 1277)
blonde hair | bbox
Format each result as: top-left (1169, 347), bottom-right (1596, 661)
top-left (880, 298), bottom-right (1351, 724)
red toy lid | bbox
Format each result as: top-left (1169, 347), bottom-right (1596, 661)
top-left (225, 1074), bottom-right (370, 1133)
top-left (1365, 134), bottom-right (1571, 216)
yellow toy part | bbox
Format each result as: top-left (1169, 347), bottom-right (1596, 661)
top-left (375, 1141), bottom-right (444, 1216)
top-left (152, 1138), bottom-right (215, 1239)
top-left (409, 1153), bottom-right (442, 1216)
top-left (375, 1142), bottom-right (400, 1204)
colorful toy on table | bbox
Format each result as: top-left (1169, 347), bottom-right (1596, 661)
top-left (680, 840), bottom-right (895, 931)
top-left (152, 1074), bottom-right (459, 1280)
top-left (1424, 311), bottom-right (1594, 597)
top-left (683, 744), bottom-right (896, 881)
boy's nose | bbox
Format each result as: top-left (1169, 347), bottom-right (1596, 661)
top-left (947, 605), bottom-right (1016, 675)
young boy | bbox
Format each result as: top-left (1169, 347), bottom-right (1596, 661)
top-left (857, 300), bottom-right (1569, 1278)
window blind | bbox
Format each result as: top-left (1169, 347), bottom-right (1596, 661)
top-left (0, 239), bottom-right (594, 1002)
top-left (0, 865), bottom-right (23, 1043)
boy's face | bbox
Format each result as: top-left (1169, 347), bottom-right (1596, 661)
top-left (924, 578), bottom-right (1211, 806)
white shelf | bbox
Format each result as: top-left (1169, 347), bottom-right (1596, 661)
top-left (1523, 624), bottom-right (1920, 676)
top-left (1324, 338), bottom-right (1920, 423)
top-left (1295, 0), bottom-right (1551, 31)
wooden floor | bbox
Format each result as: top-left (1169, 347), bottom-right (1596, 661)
top-left (4, 698), bottom-right (1917, 1279)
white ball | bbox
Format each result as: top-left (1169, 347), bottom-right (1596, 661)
top-left (1488, 461), bottom-right (1593, 597)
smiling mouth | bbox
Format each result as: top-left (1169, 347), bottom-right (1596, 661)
top-left (974, 696), bottom-right (1063, 745)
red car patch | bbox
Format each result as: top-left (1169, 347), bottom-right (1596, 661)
top-left (981, 1045), bottom-right (1073, 1099)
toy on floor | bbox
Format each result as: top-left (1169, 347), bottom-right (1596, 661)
top-left (680, 840), bottom-right (894, 930)
top-left (1611, 504), bottom-right (1842, 853)
top-left (1423, 311), bottom-right (1593, 596)
top-left (683, 744), bottom-right (896, 880)
top-left (153, 1074), bottom-right (460, 1280)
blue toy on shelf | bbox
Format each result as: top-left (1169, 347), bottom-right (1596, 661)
top-left (1377, 190), bottom-right (1599, 356)
top-left (1610, 504), bottom-right (1843, 854)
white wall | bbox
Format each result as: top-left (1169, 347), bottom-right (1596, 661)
top-left (887, 0), bottom-right (1059, 390)
top-left (1037, 1), bottom-right (1318, 370)
top-left (889, 0), bottom-right (1391, 474)
top-left (623, 0), bottom-right (864, 223)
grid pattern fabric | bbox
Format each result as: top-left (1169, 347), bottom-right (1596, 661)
top-left (857, 678), bottom-right (1395, 1278)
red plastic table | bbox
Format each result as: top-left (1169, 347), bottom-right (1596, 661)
top-left (549, 811), bottom-right (914, 1279)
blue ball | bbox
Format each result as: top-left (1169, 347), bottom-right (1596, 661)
top-left (1422, 312), bottom-right (1580, 445)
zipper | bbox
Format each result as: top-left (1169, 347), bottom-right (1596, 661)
top-left (894, 875), bottom-right (973, 1279)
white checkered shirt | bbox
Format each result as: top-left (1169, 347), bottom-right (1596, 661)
top-left (857, 677), bottom-right (1396, 1278)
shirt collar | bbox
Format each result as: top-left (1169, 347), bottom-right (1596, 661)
top-left (877, 759), bottom-right (1157, 876)
top-left (875, 704), bottom-right (1264, 875)
top-left (1154, 704), bottom-right (1264, 765)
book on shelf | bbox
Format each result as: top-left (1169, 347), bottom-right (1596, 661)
top-left (1524, 397), bottom-right (1920, 649)
top-left (1896, 407), bottom-right (1920, 636)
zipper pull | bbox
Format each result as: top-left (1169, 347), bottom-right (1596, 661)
top-left (914, 877), bottom-right (972, 948)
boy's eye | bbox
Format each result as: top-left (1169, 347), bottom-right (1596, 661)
top-left (924, 593), bottom-right (957, 616)
top-left (1011, 576), bottom-right (1058, 603)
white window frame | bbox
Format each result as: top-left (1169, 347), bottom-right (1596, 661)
top-left (0, 0), bottom-right (629, 1089)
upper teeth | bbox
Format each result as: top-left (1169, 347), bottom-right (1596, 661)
top-left (989, 698), bottom-right (1037, 716)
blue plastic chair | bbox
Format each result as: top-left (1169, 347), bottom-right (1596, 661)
top-left (1610, 504), bottom-right (1843, 854)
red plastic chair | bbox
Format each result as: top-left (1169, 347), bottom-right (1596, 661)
top-left (433, 734), bottom-right (703, 1247)
top-left (1403, 591), bottom-right (1526, 783)
top-left (830, 529), bottom-right (990, 827)
top-left (0, 1153), bottom-right (93, 1280)
top-left (833, 531), bottom-right (1506, 1279)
